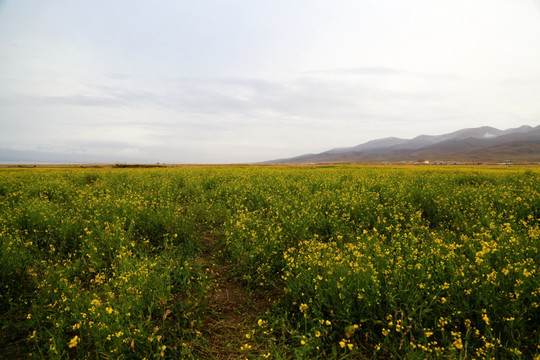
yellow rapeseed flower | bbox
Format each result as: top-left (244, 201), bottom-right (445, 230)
top-left (481, 311), bottom-right (490, 325)
top-left (68, 335), bottom-right (79, 348)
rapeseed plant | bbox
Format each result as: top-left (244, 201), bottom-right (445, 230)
top-left (0, 166), bottom-right (538, 358)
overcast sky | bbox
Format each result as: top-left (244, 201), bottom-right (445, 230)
top-left (1, 1), bottom-right (540, 163)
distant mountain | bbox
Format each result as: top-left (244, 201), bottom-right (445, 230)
top-left (325, 137), bottom-right (409, 154)
top-left (264, 125), bottom-right (540, 164)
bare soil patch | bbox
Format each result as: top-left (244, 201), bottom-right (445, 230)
top-left (195, 233), bottom-right (274, 359)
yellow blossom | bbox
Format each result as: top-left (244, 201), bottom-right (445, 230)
top-left (68, 335), bottom-right (79, 348)
top-left (482, 312), bottom-right (490, 325)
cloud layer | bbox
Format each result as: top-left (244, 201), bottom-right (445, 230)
top-left (1, 1), bottom-right (540, 163)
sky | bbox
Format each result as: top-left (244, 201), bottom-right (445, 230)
top-left (1, 0), bottom-right (540, 164)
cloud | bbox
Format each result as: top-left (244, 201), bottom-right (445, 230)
top-left (306, 67), bottom-right (405, 76)
top-left (37, 95), bottom-right (124, 107)
top-left (2, 69), bottom-right (538, 164)
top-left (139, 74), bottom-right (424, 122)
top-left (7, 75), bottom-right (403, 123)
top-left (8, 88), bottom-right (162, 109)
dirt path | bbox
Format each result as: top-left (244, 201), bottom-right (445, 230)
top-left (195, 232), bottom-right (274, 359)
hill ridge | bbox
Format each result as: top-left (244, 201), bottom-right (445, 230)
top-left (264, 125), bottom-right (540, 164)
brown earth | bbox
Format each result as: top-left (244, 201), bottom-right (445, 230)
top-left (195, 233), bottom-right (276, 359)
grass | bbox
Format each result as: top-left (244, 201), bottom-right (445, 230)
top-left (0, 166), bottom-right (538, 359)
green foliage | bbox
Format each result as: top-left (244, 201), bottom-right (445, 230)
top-left (0, 166), bottom-right (539, 359)
top-left (0, 169), bottom-right (209, 359)
top-left (218, 166), bottom-right (540, 359)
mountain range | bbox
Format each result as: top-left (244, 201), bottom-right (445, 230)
top-left (265, 125), bottom-right (540, 164)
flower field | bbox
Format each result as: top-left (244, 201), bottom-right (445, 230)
top-left (0, 166), bottom-right (539, 359)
